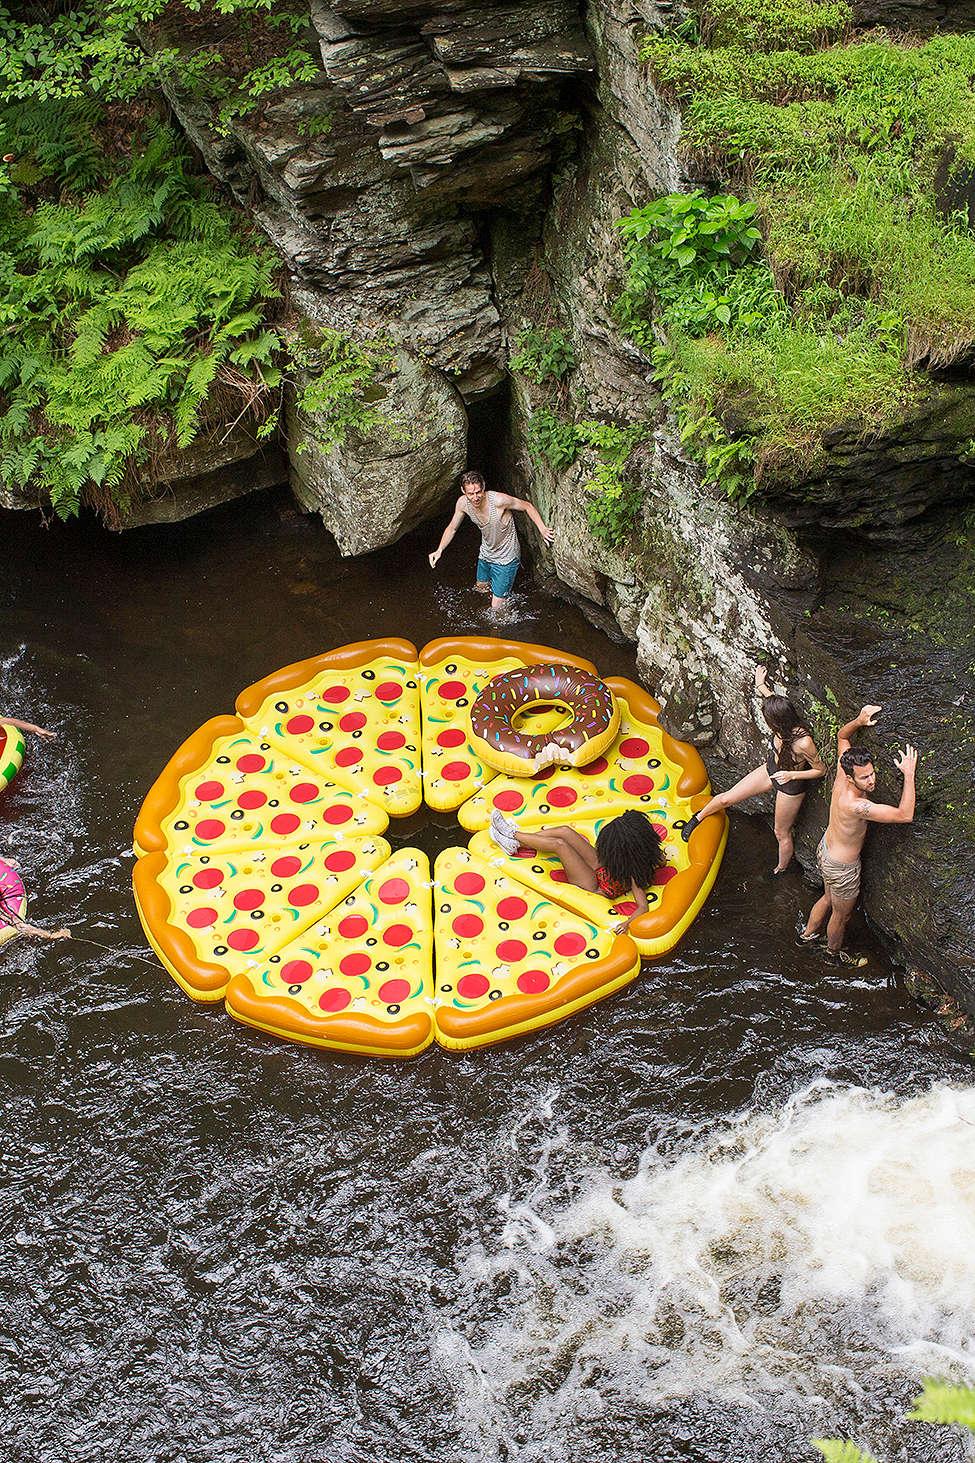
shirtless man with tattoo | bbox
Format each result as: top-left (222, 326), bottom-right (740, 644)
top-left (797, 704), bottom-right (917, 966)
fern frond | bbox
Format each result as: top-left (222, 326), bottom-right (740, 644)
top-left (909, 1381), bottom-right (975, 1430)
top-left (811, 1440), bottom-right (880, 1463)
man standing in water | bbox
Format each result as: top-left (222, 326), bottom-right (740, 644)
top-left (428, 470), bottom-right (554, 612)
top-left (798, 704), bottom-right (917, 965)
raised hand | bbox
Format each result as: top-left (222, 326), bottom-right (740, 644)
top-left (858, 704), bottom-right (882, 726)
top-left (754, 664), bottom-right (771, 690)
top-left (428, 550), bottom-right (441, 569)
top-left (539, 524), bottom-right (554, 547)
top-left (894, 744), bottom-right (918, 776)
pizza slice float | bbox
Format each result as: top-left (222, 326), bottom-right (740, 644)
top-left (432, 847), bottom-right (640, 1051)
top-left (133, 835), bottom-right (391, 1001)
top-left (456, 676), bottom-right (708, 833)
top-left (225, 848), bottom-right (434, 1058)
top-left (134, 716), bottom-right (388, 861)
top-left (419, 636), bottom-right (599, 812)
top-left (235, 638), bottom-right (423, 819)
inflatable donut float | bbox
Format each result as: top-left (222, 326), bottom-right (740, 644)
top-left (133, 636), bottom-right (726, 1056)
top-left (0, 723), bottom-right (25, 795)
top-left (470, 663), bottom-right (620, 776)
top-left (0, 855), bottom-right (27, 948)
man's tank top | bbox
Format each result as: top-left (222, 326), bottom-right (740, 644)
top-left (460, 491), bottom-right (520, 565)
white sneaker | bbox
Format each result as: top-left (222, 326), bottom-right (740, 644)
top-left (489, 820), bottom-right (518, 856)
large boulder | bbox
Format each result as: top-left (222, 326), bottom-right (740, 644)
top-left (286, 348), bottom-right (466, 553)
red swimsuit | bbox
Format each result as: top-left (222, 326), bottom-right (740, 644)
top-left (595, 866), bottom-right (628, 900)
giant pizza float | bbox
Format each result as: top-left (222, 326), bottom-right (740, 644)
top-left (133, 637), bottom-right (726, 1057)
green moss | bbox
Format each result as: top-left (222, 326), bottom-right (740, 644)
top-left (622, 20), bottom-right (975, 493)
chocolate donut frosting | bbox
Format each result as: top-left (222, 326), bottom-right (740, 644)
top-left (471, 664), bottom-right (616, 763)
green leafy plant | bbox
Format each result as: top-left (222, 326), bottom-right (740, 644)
top-left (0, 125), bottom-right (283, 520)
top-left (616, 22), bottom-right (975, 498)
top-left (526, 405), bottom-right (579, 471)
top-left (526, 406), bottom-right (651, 547)
top-left (290, 327), bottom-right (400, 451)
top-left (813, 1379), bottom-right (975, 1462)
top-left (510, 326), bottom-right (577, 384)
top-left (575, 420), bottom-right (652, 547)
top-left (689, 0), bottom-right (852, 51)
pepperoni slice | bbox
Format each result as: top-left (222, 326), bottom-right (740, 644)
top-left (378, 878), bottom-right (409, 904)
top-left (340, 953), bottom-right (370, 977)
top-left (339, 712), bottom-right (367, 732)
top-left (195, 819), bottom-right (225, 841)
top-left (376, 731), bottom-right (406, 751)
top-left (496, 939), bottom-right (527, 963)
top-left (271, 813), bottom-right (301, 835)
top-left (227, 929), bottom-right (259, 951)
top-left (653, 865), bottom-right (677, 885)
top-left (547, 786), bottom-right (577, 807)
top-left (374, 682), bottom-right (401, 701)
top-left (319, 987), bottom-right (351, 1011)
top-left (236, 754), bottom-right (265, 773)
top-left (282, 959), bottom-right (313, 984)
top-left (321, 685), bottom-right (350, 704)
top-left (373, 766), bottom-right (402, 786)
top-left (622, 775), bottom-right (654, 796)
top-left (383, 923), bottom-right (413, 947)
top-left (619, 737), bottom-right (650, 758)
top-left (442, 761), bottom-right (471, 781)
top-left (497, 896), bottom-right (527, 920)
top-left (579, 757), bottom-right (608, 777)
top-left (334, 747), bottom-right (363, 767)
top-left (192, 868), bottom-right (223, 890)
top-left (323, 805), bottom-right (352, 825)
top-left (457, 972), bottom-right (489, 999)
top-left (272, 855), bottom-right (302, 877)
top-left (554, 932), bottom-right (586, 957)
top-left (452, 914), bottom-right (483, 938)
top-left (238, 790), bottom-right (267, 810)
top-left (454, 872), bottom-right (485, 896)
top-left (186, 907), bottom-right (217, 928)
top-left (437, 728), bottom-right (466, 748)
top-left (233, 888), bottom-right (264, 911)
top-left (286, 715), bottom-right (314, 734)
top-left (379, 978), bottom-right (411, 1003)
top-left (517, 970), bottom-right (550, 994)
top-left (438, 680), bottom-right (466, 700)
top-left (195, 780), bottom-right (224, 801)
top-left (492, 790), bottom-right (523, 812)
top-left (290, 783), bottom-right (319, 804)
top-left (288, 883), bottom-right (318, 908)
top-left (324, 849), bottom-right (355, 872)
top-left (338, 914), bottom-right (368, 938)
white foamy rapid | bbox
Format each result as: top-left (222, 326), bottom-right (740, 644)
top-left (435, 1081), bottom-right (975, 1455)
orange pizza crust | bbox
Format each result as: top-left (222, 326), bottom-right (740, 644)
top-left (225, 977), bottom-right (433, 1057)
top-left (235, 637), bottom-right (419, 719)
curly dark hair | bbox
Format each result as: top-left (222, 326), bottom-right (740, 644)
top-left (595, 810), bottom-right (665, 890)
top-left (761, 694), bottom-right (808, 773)
top-left (840, 746), bottom-right (874, 777)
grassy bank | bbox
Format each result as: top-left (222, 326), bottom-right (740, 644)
top-left (620, 3), bottom-right (975, 494)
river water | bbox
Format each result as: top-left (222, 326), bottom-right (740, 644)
top-left (2, 488), bottom-right (972, 1463)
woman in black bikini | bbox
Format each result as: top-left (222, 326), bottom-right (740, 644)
top-left (490, 808), bottom-right (665, 932)
top-left (681, 666), bottom-right (826, 874)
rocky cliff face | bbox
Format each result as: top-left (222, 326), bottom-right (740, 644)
top-left (64, 1), bottom-right (975, 1011)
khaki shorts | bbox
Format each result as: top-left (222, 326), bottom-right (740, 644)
top-left (817, 834), bottom-right (861, 903)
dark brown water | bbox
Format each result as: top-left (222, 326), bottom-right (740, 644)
top-left (2, 489), bottom-right (969, 1463)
